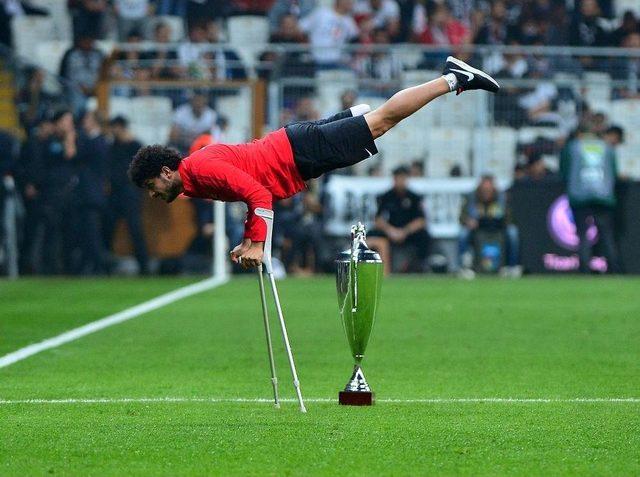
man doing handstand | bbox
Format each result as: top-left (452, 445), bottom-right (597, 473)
top-left (128, 57), bottom-right (500, 268)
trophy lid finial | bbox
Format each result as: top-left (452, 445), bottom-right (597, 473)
top-left (351, 222), bottom-right (367, 242)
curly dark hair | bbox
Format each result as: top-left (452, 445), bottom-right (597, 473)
top-left (128, 145), bottom-right (183, 188)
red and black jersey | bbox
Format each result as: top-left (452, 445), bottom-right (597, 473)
top-left (178, 128), bottom-right (306, 242)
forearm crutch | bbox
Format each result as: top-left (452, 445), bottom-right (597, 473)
top-left (257, 262), bottom-right (279, 408)
top-left (255, 208), bottom-right (307, 413)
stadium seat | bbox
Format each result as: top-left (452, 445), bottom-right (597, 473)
top-left (375, 126), bottom-right (426, 173)
top-left (11, 16), bottom-right (56, 61)
top-left (147, 15), bottom-right (185, 41)
top-left (130, 124), bottom-right (171, 146)
top-left (398, 48), bottom-right (424, 70)
top-left (316, 69), bottom-right (358, 85)
top-left (108, 96), bottom-right (135, 120)
top-left (216, 90), bottom-right (252, 143)
top-left (617, 145), bottom-right (640, 179)
top-left (228, 15), bottom-right (269, 47)
top-left (130, 96), bottom-right (174, 128)
top-left (95, 40), bottom-right (116, 57)
top-left (473, 127), bottom-right (518, 179)
top-left (587, 100), bottom-right (612, 115)
top-left (356, 96), bottom-right (386, 111)
top-left (34, 41), bottom-right (72, 75)
top-left (401, 70), bottom-right (439, 88)
top-left (583, 72), bottom-right (612, 104)
top-left (615, 0), bottom-right (640, 17)
top-left (518, 127), bottom-right (561, 143)
top-left (611, 100), bottom-right (640, 131)
top-left (227, 15), bottom-right (269, 72)
top-left (30, 0), bottom-right (73, 40)
top-left (437, 90), bottom-right (488, 128)
top-left (426, 128), bottom-right (472, 177)
top-left (317, 70), bottom-right (358, 117)
top-left (108, 96), bottom-right (174, 146)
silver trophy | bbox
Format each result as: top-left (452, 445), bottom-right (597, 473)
top-left (336, 223), bottom-right (383, 405)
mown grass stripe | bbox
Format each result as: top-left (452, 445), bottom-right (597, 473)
top-left (0, 276), bottom-right (228, 369)
top-left (1, 397), bottom-right (639, 405)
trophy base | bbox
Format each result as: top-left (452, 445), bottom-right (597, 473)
top-left (339, 391), bottom-right (375, 406)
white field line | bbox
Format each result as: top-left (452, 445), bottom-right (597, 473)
top-left (0, 276), bottom-right (228, 369)
top-left (1, 397), bottom-right (639, 405)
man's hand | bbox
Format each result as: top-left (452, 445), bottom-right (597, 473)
top-left (230, 239), bottom-right (265, 269)
top-left (387, 227), bottom-right (407, 244)
top-left (465, 218), bottom-right (479, 230)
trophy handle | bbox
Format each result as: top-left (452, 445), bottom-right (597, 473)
top-left (350, 259), bottom-right (358, 313)
top-left (349, 222), bottom-right (366, 313)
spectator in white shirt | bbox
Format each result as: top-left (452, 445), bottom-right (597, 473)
top-left (178, 23), bottom-right (211, 79)
top-left (299, 0), bottom-right (359, 67)
top-left (114, 0), bottom-right (153, 40)
top-left (354, 0), bottom-right (400, 40)
top-left (170, 93), bottom-right (217, 153)
top-left (268, 0), bottom-right (317, 31)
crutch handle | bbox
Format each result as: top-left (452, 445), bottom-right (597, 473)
top-left (255, 208), bottom-right (274, 274)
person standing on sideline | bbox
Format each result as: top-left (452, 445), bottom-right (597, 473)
top-left (106, 116), bottom-right (149, 274)
top-left (76, 110), bottom-right (109, 274)
top-left (560, 125), bottom-right (621, 273)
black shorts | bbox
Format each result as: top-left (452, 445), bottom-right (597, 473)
top-left (285, 114), bottom-right (378, 180)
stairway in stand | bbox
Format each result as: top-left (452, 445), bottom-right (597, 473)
top-left (0, 61), bottom-right (19, 132)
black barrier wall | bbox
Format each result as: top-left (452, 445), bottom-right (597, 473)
top-left (510, 180), bottom-right (640, 274)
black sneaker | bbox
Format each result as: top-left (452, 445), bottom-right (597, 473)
top-left (443, 56), bottom-right (500, 95)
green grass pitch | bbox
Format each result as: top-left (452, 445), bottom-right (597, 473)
top-left (2, 276), bottom-right (639, 476)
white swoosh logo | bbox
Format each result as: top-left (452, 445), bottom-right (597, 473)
top-left (365, 148), bottom-right (374, 157)
top-left (451, 68), bottom-right (474, 81)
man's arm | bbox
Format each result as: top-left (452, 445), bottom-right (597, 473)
top-left (374, 195), bottom-right (405, 243)
top-left (193, 161), bottom-right (273, 268)
top-left (403, 216), bottom-right (426, 235)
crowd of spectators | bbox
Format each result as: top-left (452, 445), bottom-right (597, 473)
top-left (1, 0), bottom-right (637, 276)
top-left (6, 110), bottom-right (148, 275)
top-left (4, 1), bottom-right (640, 96)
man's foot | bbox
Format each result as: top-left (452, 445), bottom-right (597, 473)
top-left (442, 56), bottom-right (500, 95)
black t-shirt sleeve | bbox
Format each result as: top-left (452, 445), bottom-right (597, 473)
top-left (375, 191), bottom-right (392, 220)
top-left (408, 192), bottom-right (426, 220)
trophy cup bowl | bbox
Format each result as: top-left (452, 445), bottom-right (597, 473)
top-left (336, 223), bottom-right (383, 406)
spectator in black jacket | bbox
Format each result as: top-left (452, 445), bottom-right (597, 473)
top-left (16, 67), bottom-right (61, 133)
top-left (68, 0), bottom-right (107, 41)
top-left (105, 116), bottom-right (149, 274)
top-left (40, 110), bottom-right (79, 274)
top-left (15, 118), bottom-right (53, 273)
top-left (570, 0), bottom-right (610, 71)
top-left (76, 110), bottom-right (109, 274)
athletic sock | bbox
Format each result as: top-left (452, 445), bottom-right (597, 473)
top-left (443, 73), bottom-right (458, 92)
top-left (350, 104), bottom-right (371, 117)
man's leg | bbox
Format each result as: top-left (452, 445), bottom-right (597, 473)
top-left (593, 207), bottom-right (620, 273)
top-left (573, 206), bottom-right (592, 273)
top-left (367, 236), bottom-right (391, 275)
top-left (291, 104), bottom-right (371, 127)
top-left (364, 56), bottom-right (500, 139)
top-left (364, 78), bottom-right (450, 139)
top-left (287, 57), bottom-right (499, 180)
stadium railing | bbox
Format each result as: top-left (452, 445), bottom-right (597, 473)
top-left (99, 43), bottom-right (640, 180)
